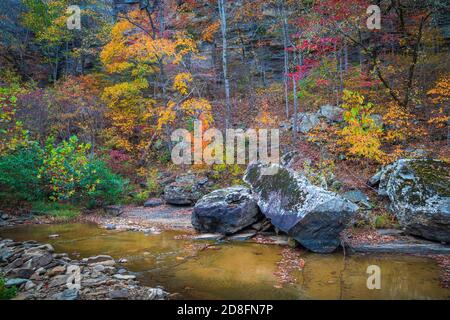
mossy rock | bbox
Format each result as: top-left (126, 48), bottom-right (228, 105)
top-left (244, 162), bottom-right (358, 253)
top-left (380, 159), bottom-right (450, 242)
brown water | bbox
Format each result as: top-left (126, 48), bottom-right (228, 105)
top-left (1, 223), bottom-right (448, 300)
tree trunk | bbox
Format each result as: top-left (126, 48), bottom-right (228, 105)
top-left (281, 0), bottom-right (290, 118)
top-left (218, 0), bottom-right (232, 129)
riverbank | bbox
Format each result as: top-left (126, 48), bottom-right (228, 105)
top-left (0, 236), bottom-right (168, 300)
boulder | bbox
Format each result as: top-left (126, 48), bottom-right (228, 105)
top-left (291, 113), bottom-right (320, 133)
top-left (192, 186), bottom-right (262, 235)
top-left (378, 159), bottom-right (450, 242)
top-left (163, 174), bottom-right (208, 205)
top-left (244, 162), bottom-right (358, 253)
top-left (319, 105), bottom-right (343, 123)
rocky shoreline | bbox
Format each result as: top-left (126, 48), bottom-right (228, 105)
top-left (0, 237), bottom-right (168, 300)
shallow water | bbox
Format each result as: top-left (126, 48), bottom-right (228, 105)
top-left (1, 223), bottom-right (448, 300)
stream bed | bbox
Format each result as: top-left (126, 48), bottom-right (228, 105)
top-left (0, 222), bottom-right (448, 300)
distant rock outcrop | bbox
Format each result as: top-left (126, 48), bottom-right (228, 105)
top-left (163, 174), bottom-right (208, 205)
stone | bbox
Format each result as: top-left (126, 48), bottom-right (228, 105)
top-left (192, 233), bottom-right (224, 241)
top-left (104, 205), bottom-right (124, 216)
top-left (36, 267), bottom-right (46, 275)
top-left (342, 190), bottom-right (372, 209)
top-left (368, 170), bottom-right (383, 187)
top-left (244, 162), bottom-right (359, 253)
top-left (110, 289), bottom-right (130, 300)
top-left (377, 229), bottom-right (404, 236)
top-left (49, 275), bottom-right (70, 288)
top-left (48, 234), bottom-right (59, 239)
top-left (0, 249), bottom-right (14, 262)
top-left (36, 244), bottom-right (54, 253)
top-left (82, 275), bottom-right (108, 287)
top-left (105, 224), bottom-right (116, 230)
top-left (118, 258), bottom-right (128, 264)
top-left (24, 280), bottom-right (36, 291)
top-left (48, 265), bottom-right (66, 277)
top-left (84, 255), bottom-right (115, 266)
top-left (227, 230), bottom-right (257, 241)
top-left (8, 268), bottom-right (34, 279)
top-left (53, 288), bottom-right (79, 300)
top-left (30, 252), bottom-right (53, 268)
top-left (113, 274), bottom-right (136, 280)
top-left (292, 113), bottom-right (320, 133)
top-left (144, 198), bottom-right (164, 208)
top-left (163, 174), bottom-right (209, 205)
top-left (5, 278), bottom-right (28, 287)
top-left (192, 186), bottom-right (262, 235)
top-left (93, 265), bottom-right (105, 272)
top-left (148, 288), bottom-right (167, 300)
top-left (319, 105), bottom-right (343, 123)
top-left (378, 159), bottom-right (450, 242)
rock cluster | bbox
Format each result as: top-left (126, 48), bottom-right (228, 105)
top-left (0, 238), bottom-right (168, 300)
top-left (192, 162), bottom-right (358, 253)
top-left (0, 212), bottom-right (34, 228)
top-left (163, 173), bottom-right (209, 205)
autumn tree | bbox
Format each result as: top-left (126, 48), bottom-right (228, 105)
top-left (100, 8), bottom-right (213, 165)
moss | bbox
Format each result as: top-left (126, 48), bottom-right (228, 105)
top-left (0, 276), bottom-right (17, 300)
top-left (246, 164), bottom-right (307, 212)
top-left (410, 160), bottom-right (450, 197)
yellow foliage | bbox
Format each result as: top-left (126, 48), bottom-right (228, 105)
top-left (427, 75), bottom-right (450, 128)
top-left (180, 98), bottom-right (214, 127)
top-left (173, 72), bottom-right (193, 95)
top-left (338, 90), bottom-right (385, 162)
top-left (383, 102), bottom-right (425, 142)
top-left (201, 21), bottom-right (220, 42)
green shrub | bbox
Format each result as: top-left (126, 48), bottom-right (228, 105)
top-left (0, 276), bottom-right (17, 300)
top-left (0, 135), bottom-right (128, 207)
top-left (0, 143), bottom-right (44, 202)
top-left (32, 201), bottom-right (80, 220)
top-left (80, 159), bottom-right (129, 207)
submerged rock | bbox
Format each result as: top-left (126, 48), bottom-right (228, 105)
top-left (244, 163), bottom-right (358, 253)
top-left (192, 186), bottom-right (261, 235)
top-left (163, 174), bottom-right (208, 205)
top-left (378, 159), bottom-right (450, 242)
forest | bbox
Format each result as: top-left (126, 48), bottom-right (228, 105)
top-left (0, 0), bottom-right (449, 301)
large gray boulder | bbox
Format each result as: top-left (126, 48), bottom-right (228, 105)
top-left (377, 159), bottom-right (450, 242)
top-left (319, 105), bottom-right (343, 123)
top-left (244, 163), bottom-right (358, 253)
top-left (163, 174), bottom-right (208, 205)
top-left (192, 186), bottom-right (261, 235)
top-left (291, 113), bottom-right (320, 133)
